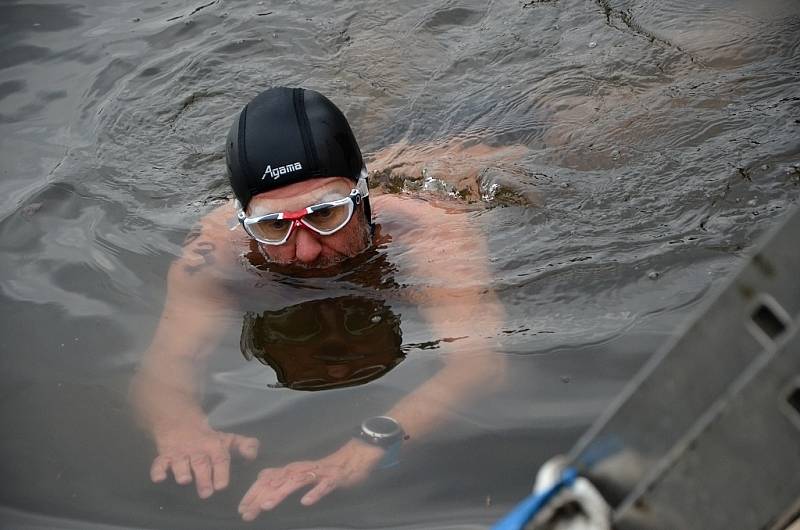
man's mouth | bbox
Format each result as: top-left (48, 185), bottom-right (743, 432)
top-left (294, 253), bottom-right (349, 269)
top-left (312, 353), bottom-right (367, 362)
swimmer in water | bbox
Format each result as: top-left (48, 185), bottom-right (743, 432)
top-left (130, 87), bottom-right (507, 521)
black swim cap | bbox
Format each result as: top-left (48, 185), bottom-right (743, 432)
top-left (226, 87), bottom-right (365, 210)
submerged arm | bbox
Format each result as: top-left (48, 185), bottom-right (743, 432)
top-left (381, 195), bottom-right (507, 441)
top-left (130, 203), bottom-right (259, 498)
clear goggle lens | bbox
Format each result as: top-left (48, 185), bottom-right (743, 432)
top-left (244, 199), bottom-right (355, 245)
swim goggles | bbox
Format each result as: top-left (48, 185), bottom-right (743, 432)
top-left (237, 177), bottom-right (369, 245)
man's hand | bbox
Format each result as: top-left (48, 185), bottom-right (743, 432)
top-left (238, 439), bottom-right (384, 521)
top-left (151, 423), bottom-right (260, 499)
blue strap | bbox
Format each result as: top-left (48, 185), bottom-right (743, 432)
top-left (491, 467), bottom-right (579, 530)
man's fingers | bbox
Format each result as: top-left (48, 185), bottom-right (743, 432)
top-left (232, 435), bottom-right (260, 460)
top-left (150, 456), bottom-right (169, 483)
top-left (211, 452), bottom-right (231, 491)
top-left (257, 470), bottom-right (316, 510)
top-left (171, 457), bottom-right (193, 485)
top-left (239, 468), bottom-right (314, 521)
top-left (239, 479), bottom-right (270, 522)
top-left (301, 478), bottom-right (336, 506)
top-left (190, 455), bottom-right (214, 499)
top-left (240, 469), bottom-right (276, 514)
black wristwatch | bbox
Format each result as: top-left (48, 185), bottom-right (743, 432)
top-left (355, 416), bottom-right (405, 449)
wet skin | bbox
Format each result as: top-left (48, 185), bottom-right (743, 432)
top-left (130, 172), bottom-right (507, 521)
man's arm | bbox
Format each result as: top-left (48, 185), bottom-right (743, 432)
top-left (238, 195), bottom-right (507, 519)
top-left (130, 203), bottom-right (259, 499)
top-left (378, 194), bottom-right (507, 440)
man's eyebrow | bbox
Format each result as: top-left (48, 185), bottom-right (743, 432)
top-left (249, 185), bottom-right (351, 215)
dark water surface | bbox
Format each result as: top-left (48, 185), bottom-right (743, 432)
top-left (1, 0), bottom-right (799, 528)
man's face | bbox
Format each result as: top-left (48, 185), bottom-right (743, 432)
top-left (246, 177), bottom-right (371, 268)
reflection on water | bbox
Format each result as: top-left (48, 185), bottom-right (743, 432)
top-left (1, 0), bottom-right (799, 527)
top-left (241, 296), bottom-right (404, 391)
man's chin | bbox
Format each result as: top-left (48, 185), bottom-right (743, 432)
top-left (261, 252), bottom-right (358, 278)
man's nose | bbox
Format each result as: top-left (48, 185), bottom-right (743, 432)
top-left (293, 224), bottom-right (323, 263)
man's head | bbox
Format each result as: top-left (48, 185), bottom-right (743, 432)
top-left (225, 87), bottom-right (371, 267)
top-left (241, 296), bottom-right (405, 391)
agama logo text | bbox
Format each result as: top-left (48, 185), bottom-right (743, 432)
top-left (262, 162), bottom-right (303, 180)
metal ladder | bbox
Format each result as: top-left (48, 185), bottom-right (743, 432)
top-left (564, 206), bottom-right (800, 530)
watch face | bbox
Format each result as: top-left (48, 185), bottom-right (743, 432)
top-left (363, 416), bottom-right (402, 439)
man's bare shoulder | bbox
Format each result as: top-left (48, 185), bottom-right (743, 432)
top-left (371, 194), bottom-right (481, 258)
top-left (368, 139), bottom-right (529, 201)
top-left (196, 200), bottom-right (237, 238)
top-left (373, 194), bottom-right (476, 225)
top-left (372, 195), bottom-right (434, 238)
top-left (176, 200), bottom-right (242, 276)
top-left (371, 194), bottom-right (419, 216)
